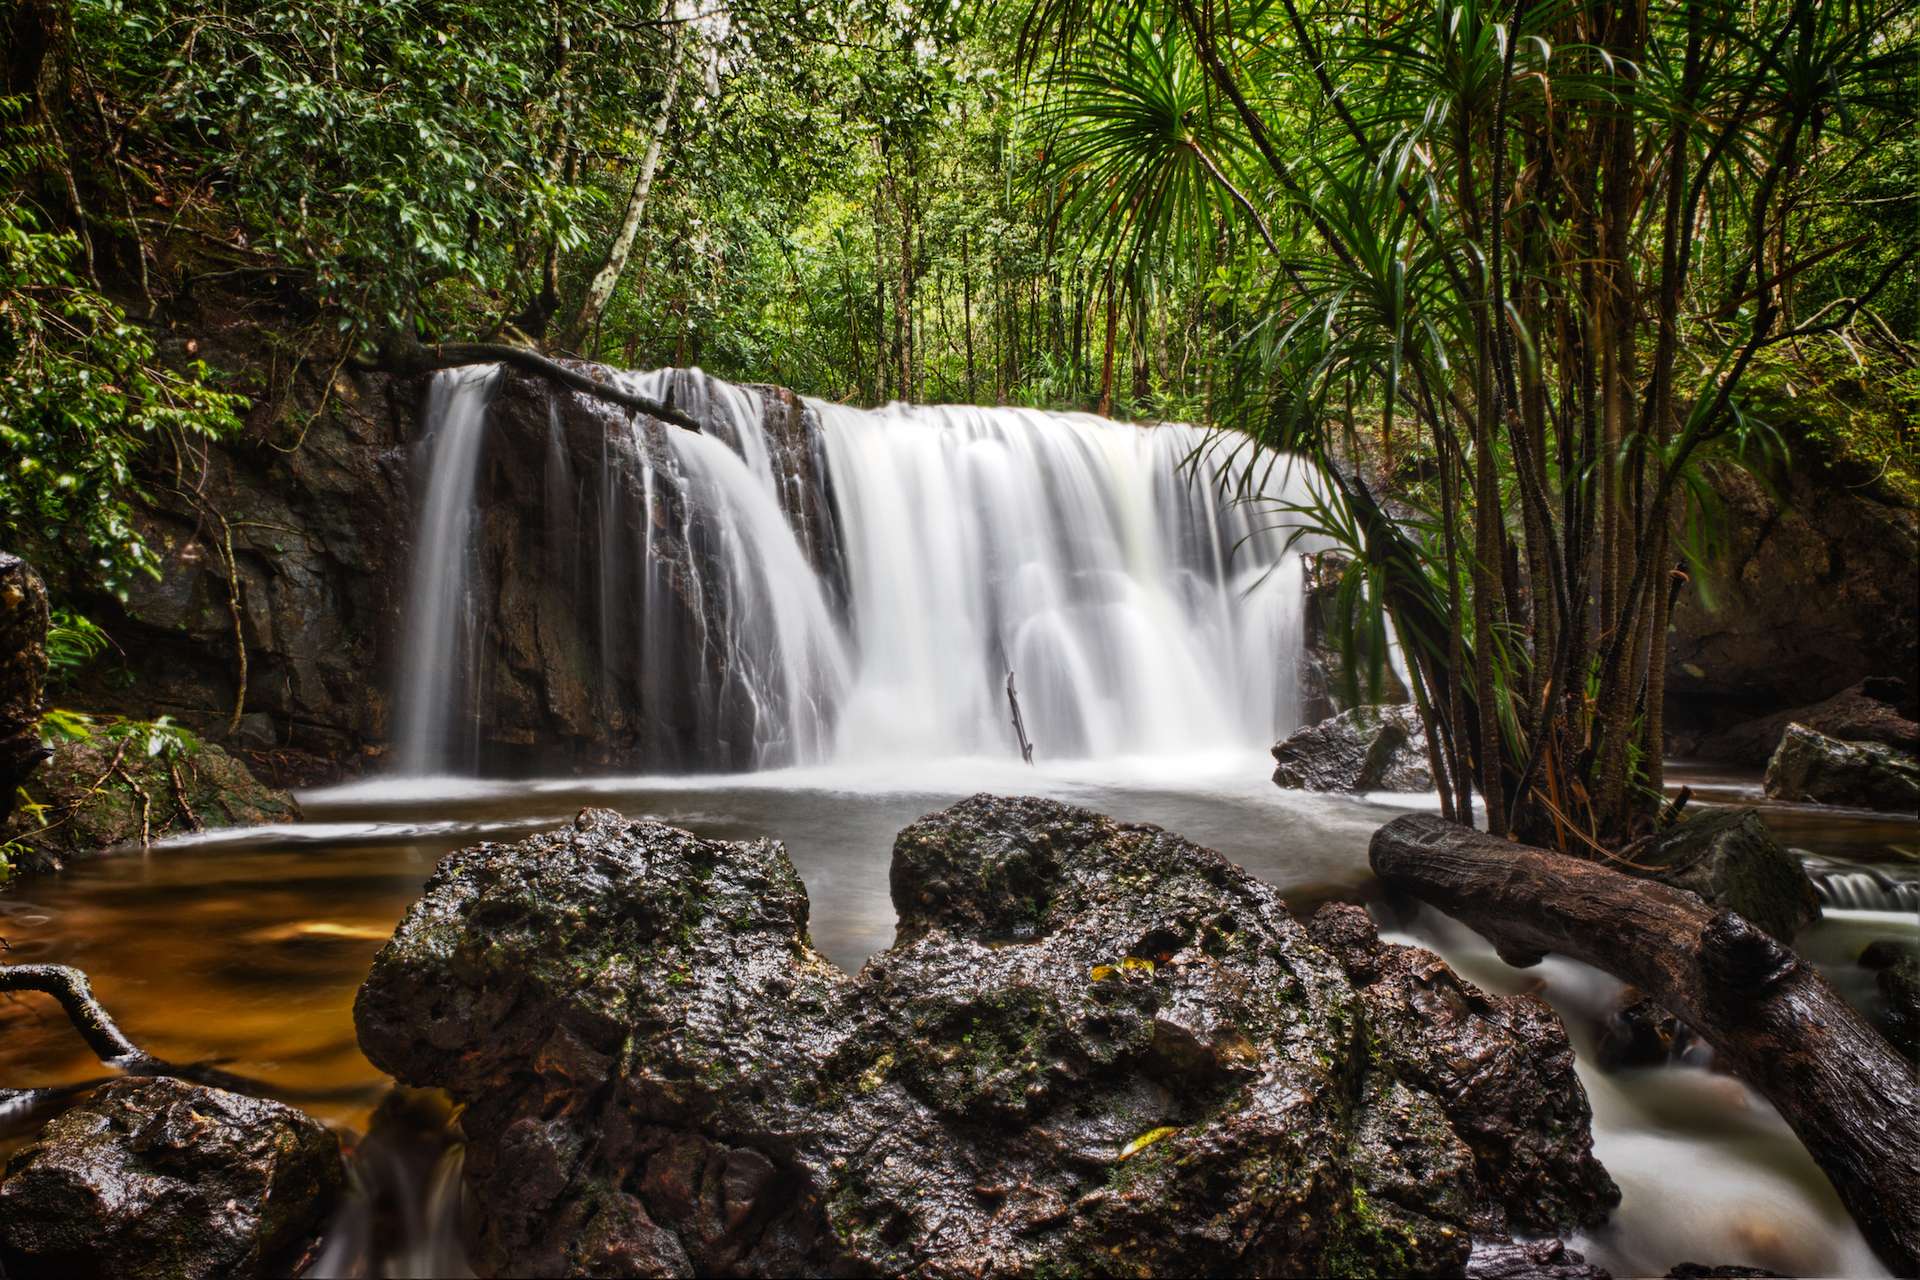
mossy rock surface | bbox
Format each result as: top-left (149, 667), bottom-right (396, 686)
top-left (1764, 722), bottom-right (1920, 814)
top-left (1627, 807), bottom-right (1823, 942)
top-left (356, 795), bottom-right (1616, 1278)
top-left (4, 736), bottom-right (297, 872)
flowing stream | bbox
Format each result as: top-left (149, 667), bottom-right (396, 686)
top-left (0, 368), bottom-right (1913, 1277)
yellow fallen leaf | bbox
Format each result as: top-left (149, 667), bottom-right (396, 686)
top-left (1120, 956), bottom-right (1155, 975)
top-left (1118, 1126), bottom-right (1180, 1160)
top-left (1089, 964), bottom-right (1118, 981)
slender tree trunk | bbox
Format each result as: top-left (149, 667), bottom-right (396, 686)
top-left (565, 24), bottom-right (684, 352)
top-left (1098, 269), bottom-right (1118, 416)
top-left (962, 229), bottom-right (977, 402)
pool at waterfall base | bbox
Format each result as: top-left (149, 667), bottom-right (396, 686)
top-left (0, 758), bottom-right (1911, 1278)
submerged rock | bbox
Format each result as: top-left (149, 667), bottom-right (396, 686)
top-left (1467, 1237), bottom-right (1612, 1280)
top-left (0, 1075), bottom-right (344, 1279)
top-left (1594, 988), bottom-right (1691, 1071)
top-left (1, 737), bottom-right (296, 873)
top-left (1876, 952), bottom-right (1920, 1062)
top-left (356, 795), bottom-right (1614, 1277)
top-left (1271, 704), bottom-right (1432, 792)
top-left (1763, 722), bottom-right (1920, 813)
top-left (1625, 808), bottom-right (1821, 942)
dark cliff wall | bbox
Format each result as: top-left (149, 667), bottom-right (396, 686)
top-left (1666, 459), bottom-right (1920, 745)
top-left (66, 363), bottom-right (422, 777)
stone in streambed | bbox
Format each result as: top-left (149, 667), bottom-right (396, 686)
top-left (1271, 704), bottom-right (1432, 792)
top-left (1625, 808), bottom-right (1821, 942)
top-left (0, 1075), bottom-right (344, 1280)
top-left (1688, 677), bottom-right (1919, 767)
top-left (1467, 1237), bottom-right (1613, 1279)
top-left (355, 795), bottom-right (1617, 1277)
top-left (1763, 721), bottom-right (1920, 813)
top-left (1306, 904), bottom-right (1619, 1231)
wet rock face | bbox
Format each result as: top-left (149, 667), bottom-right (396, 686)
top-left (1, 737), bottom-right (296, 873)
top-left (1306, 904), bottom-right (1619, 1231)
top-left (1763, 722), bottom-right (1920, 813)
top-left (1271, 704), bottom-right (1431, 792)
top-left (1666, 459), bottom-right (1918, 737)
top-left (1625, 808), bottom-right (1821, 942)
top-left (63, 368), bottom-right (421, 767)
top-left (460, 366), bottom-right (843, 773)
top-left (0, 1076), bottom-right (344, 1280)
top-left (357, 795), bottom-right (1615, 1278)
top-left (1297, 551), bottom-right (1409, 723)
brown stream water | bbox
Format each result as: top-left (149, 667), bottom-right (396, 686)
top-left (0, 753), bottom-right (1913, 1277)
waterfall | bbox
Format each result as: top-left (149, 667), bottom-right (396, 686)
top-left (393, 365), bottom-right (1318, 774)
top-left (393, 366), bottom-right (499, 774)
top-left (813, 401), bottom-right (1312, 761)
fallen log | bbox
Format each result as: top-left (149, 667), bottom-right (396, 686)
top-left (1370, 813), bottom-right (1920, 1276)
top-left (369, 341), bottom-right (705, 432)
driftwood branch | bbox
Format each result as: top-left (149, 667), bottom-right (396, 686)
top-left (373, 342), bottom-right (704, 432)
top-left (1370, 814), bottom-right (1920, 1276)
top-left (1006, 671), bottom-right (1035, 765)
top-left (1, 963), bottom-right (265, 1095)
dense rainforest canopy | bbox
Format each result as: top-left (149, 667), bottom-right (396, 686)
top-left (3, 0), bottom-right (1917, 847)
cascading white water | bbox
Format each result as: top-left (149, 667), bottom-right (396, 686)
top-left (394, 366), bottom-right (499, 774)
top-left (394, 365), bottom-right (1320, 773)
top-left (813, 400), bottom-right (1314, 761)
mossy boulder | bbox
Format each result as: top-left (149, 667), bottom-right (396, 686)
top-left (355, 795), bottom-right (1615, 1277)
top-left (1763, 722), bottom-right (1920, 813)
top-left (0, 1076), bottom-right (343, 1279)
top-left (1625, 808), bottom-right (1821, 942)
top-left (3, 736), bottom-right (297, 873)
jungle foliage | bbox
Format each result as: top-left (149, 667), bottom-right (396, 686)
top-left (1017, 0), bottom-right (1919, 844)
top-left (3, 0), bottom-right (1917, 849)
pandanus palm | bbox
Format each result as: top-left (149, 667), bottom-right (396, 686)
top-left (1021, 0), bottom-right (1919, 848)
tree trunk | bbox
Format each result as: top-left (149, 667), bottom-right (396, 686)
top-left (1098, 269), bottom-right (1118, 416)
top-left (1370, 813), bottom-right (1920, 1277)
top-left (564, 24), bottom-right (684, 351)
top-left (0, 553), bottom-right (51, 828)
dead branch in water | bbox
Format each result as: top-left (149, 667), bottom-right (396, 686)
top-left (1006, 671), bottom-right (1034, 764)
top-left (370, 341), bottom-right (704, 431)
top-left (0, 964), bottom-right (268, 1096)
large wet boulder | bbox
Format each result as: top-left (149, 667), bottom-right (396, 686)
top-left (1623, 808), bottom-right (1821, 942)
top-left (1271, 704), bottom-right (1432, 792)
top-left (0, 1076), bottom-right (344, 1279)
top-left (1, 735), bottom-right (296, 873)
top-left (1305, 904), bottom-right (1618, 1230)
top-left (1763, 723), bottom-right (1920, 813)
top-left (356, 796), bottom-right (1614, 1277)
